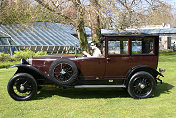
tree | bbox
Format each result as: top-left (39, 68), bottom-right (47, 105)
top-left (0, 0), bottom-right (31, 24)
top-left (145, 1), bottom-right (174, 25)
top-left (0, 0), bottom-right (60, 24)
top-left (100, 0), bottom-right (176, 30)
top-left (89, 0), bottom-right (101, 44)
top-left (34, 0), bottom-right (90, 52)
top-left (33, 0), bottom-right (104, 50)
top-left (72, 0), bottom-right (90, 52)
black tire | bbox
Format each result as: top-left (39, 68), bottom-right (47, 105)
top-left (127, 71), bottom-right (156, 99)
top-left (49, 58), bottom-right (78, 86)
top-left (7, 73), bottom-right (37, 101)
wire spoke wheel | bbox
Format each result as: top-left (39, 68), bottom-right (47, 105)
top-left (49, 58), bottom-right (78, 86)
top-left (7, 73), bottom-right (37, 101)
top-left (54, 63), bottom-right (74, 82)
top-left (128, 71), bottom-right (156, 99)
top-left (133, 77), bottom-right (152, 97)
top-left (13, 78), bottom-right (33, 97)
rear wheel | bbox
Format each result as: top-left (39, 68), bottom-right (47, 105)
top-left (7, 73), bottom-right (37, 101)
top-left (128, 71), bottom-right (156, 99)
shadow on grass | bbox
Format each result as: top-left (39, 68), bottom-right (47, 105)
top-left (36, 82), bottom-right (174, 100)
top-left (153, 82), bottom-right (174, 97)
top-left (36, 87), bottom-right (130, 100)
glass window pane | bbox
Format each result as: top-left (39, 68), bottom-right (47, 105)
top-left (44, 40), bottom-right (52, 45)
top-left (0, 46), bottom-right (10, 53)
top-left (0, 38), bottom-right (9, 45)
top-left (39, 41), bottom-right (47, 45)
top-left (32, 41), bottom-right (40, 45)
top-left (21, 41), bottom-right (28, 45)
top-left (0, 38), bottom-right (2, 45)
top-left (132, 39), bottom-right (153, 54)
top-left (8, 39), bottom-right (16, 45)
top-left (108, 39), bottom-right (128, 55)
top-left (132, 40), bottom-right (142, 54)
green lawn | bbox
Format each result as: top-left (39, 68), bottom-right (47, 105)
top-left (0, 54), bottom-right (176, 118)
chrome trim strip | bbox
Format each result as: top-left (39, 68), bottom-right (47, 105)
top-left (29, 59), bottom-right (57, 61)
top-left (74, 85), bottom-right (126, 88)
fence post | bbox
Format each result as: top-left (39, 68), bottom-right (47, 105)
top-left (51, 46), bottom-right (55, 54)
top-left (75, 43), bottom-right (77, 55)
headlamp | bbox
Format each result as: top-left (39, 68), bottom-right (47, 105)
top-left (21, 58), bottom-right (29, 64)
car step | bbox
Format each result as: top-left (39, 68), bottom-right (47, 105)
top-left (74, 85), bottom-right (126, 88)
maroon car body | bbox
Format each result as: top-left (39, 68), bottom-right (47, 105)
top-left (7, 34), bottom-right (164, 100)
top-left (33, 36), bottom-right (158, 78)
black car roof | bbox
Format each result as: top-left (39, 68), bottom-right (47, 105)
top-left (101, 33), bottom-right (159, 38)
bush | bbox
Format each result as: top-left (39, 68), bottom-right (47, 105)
top-left (159, 49), bottom-right (176, 56)
top-left (34, 50), bottom-right (47, 57)
top-left (0, 49), bottom-right (47, 62)
top-left (11, 49), bottom-right (35, 61)
top-left (0, 53), bottom-right (11, 62)
top-left (160, 49), bottom-right (173, 53)
top-left (0, 49), bottom-right (47, 68)
top-left (0, 61), bottom-right (20, 69)
top-left (12, 49), bottom-right (47, 61)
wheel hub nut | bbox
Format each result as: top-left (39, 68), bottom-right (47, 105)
top-left (20, 85), bottom-right (25, 91)
top-left (140, 84), bottom-right (145, 89)
top-left (60, 69), bottom-right (66, 74)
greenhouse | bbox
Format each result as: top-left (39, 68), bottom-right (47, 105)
top-left (0, 22), bottom-right (80, 55)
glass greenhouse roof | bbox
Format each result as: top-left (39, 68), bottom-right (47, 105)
top-left (0, 22), bottom-right (80, 46)
top-left (0, 30), bottom-right (10, 37)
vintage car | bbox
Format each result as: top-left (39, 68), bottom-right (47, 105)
top-left (7, 34), bottom-right (164, 101)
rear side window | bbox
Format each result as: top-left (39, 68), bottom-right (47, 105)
top-left (108, 39), bottom-right (128, 55)
top-left (132, 38), bottom-right (153, 55)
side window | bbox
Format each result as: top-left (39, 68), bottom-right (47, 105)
top-left (108, 39), bottom-right (128, 55)
top-left (132, 38), bottom-right (153, 54)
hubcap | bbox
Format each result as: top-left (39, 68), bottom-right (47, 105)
top-left (12, 78), bottom-right (33, 97)
top-left (54, 63), bottom-right (74, 81)
top-left (60, 69), bottom-right (66, 75)
top-left (20, 84), bottom-right (25, 91)
top-left (139, 83), bottom-right (145, 89)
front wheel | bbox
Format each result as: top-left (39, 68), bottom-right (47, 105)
top-left (128, 71), bottom-right (156, 99)
top-left (7, 73), bottom-right (37, 101)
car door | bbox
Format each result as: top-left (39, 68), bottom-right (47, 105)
top-left (105, 38), bottom-right (131, 78)
top-left (76, 57), bottom-right (106, 80)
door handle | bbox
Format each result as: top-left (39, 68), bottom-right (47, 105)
top-left (107, 58), bottom-right (110, 63)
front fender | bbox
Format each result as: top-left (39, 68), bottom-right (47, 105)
top-left (7, 64), bottom-right (48, 84)
top-left (7, 64), bottom-right (30, 69)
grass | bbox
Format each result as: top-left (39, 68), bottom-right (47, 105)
top-left (0, 53), bottom-right (176, 118)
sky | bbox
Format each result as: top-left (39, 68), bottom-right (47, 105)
top-left (161, 0), bottom-right (176, 7)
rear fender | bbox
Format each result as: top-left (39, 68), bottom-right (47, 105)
top-left (7, 64), bottom-right (48, 84)
top-left (126, 65), bottom-right (163, 85)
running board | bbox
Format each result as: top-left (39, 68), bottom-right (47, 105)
top-left (74, 85), bottom-right (126, 88)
